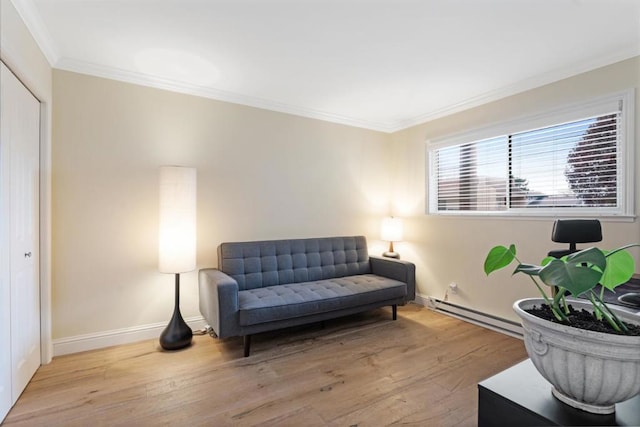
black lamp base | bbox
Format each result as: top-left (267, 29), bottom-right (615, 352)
top-left (160, 306), bottom-right (192, 350)
top-left (160, 273), bottom-right (192, 351)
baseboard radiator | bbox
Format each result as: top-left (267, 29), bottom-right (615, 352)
top-left (414, 294), bottom-right (523, 339)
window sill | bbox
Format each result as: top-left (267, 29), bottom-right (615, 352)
top-left (427, 212), bottom-right (637, 222)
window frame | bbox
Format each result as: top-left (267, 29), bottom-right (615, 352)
top-left (426, 89), bottom-right (635, 219)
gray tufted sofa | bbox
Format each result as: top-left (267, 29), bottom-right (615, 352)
top-left (199, 235), bottom-right (415, 356)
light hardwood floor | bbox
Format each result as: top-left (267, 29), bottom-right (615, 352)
top-left (4, 304), bottom-right (527, 426)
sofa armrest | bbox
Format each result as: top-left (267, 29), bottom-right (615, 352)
top-left (370, 256), bottom-right (416, 301)
top-left (198, 268), bottom-right (240, 338)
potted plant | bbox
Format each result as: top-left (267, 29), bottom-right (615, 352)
top-left (484, 244), bottom-right (640, 414)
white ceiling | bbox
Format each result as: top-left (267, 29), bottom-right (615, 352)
top-left (13, 0), bottom-right (640, 132)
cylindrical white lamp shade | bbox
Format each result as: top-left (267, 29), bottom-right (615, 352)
top-left (159, 166), bottom-right (196, 273)
top-left (381, 217), bottom-right (403, 242)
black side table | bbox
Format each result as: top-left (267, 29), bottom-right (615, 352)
top-left (478, 359), bottom-right (640, 426)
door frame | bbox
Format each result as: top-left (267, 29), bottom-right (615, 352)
top-left (0, 57), bottom-right (53, 364)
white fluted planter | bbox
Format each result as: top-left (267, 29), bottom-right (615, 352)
top-left (514, 298), bottom-right (640, 414)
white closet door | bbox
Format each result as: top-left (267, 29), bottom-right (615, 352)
top-left (0, 63), bottom-right (12, 424)
top-left (0, 62), bottom-right (41, 421)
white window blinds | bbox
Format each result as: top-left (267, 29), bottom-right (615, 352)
top-left (510, 113), bottom-right (618, 209)
top-left (427, 91), bottom-right (633, 217)
top-left (436, 136), bottom-right (507, 211)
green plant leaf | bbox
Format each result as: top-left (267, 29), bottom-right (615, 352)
top-left (484, 245), bottom-right (516, 275)
top-left (601, 249), bottom-right (635, 290)
top-left (538, 257), bottom-right (603, 296)
top-left (540, 256), bottom-right (555, 266)
top-left (513, 263), bottom-right (543, 276)
top-left (483, 242), bottom-right (638, 335)
top-left (565, 247), bottom-right (607, 272)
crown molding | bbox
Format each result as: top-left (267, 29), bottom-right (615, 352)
top-left (12, 0), bottom-right (639, 134)
top-left (55, 57), bottom-right (398, 133)
top-left (394, 47), bottom-right (640, 132)
top-left (31, 48), bottom-right (640, 135)
top-left (10, 0), bottom-right (59, 66)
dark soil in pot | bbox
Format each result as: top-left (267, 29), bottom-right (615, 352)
top-left (527, 304), bottom-right (640, 336)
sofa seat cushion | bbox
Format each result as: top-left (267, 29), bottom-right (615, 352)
top-left (237, 274), bottom-right (406, 326)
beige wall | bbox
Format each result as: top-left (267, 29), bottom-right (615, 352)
top-left (1, 0), bottom-right (53, 361)
top-left (391, 56), bottom-right (640, 322)
top-left (51, 51), bottom-right (640, 340)
top-left (52, 70), bottom-right (393, 339)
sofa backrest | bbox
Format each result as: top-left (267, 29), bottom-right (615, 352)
top-left (218, 236), bottom-right (371, 290)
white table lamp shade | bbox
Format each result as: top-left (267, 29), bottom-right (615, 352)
top-left (159, 166), bottom-right (196, 273)
top-left (381, 217), bottom-right (403, 242)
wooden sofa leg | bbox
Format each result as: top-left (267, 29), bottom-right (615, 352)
top-left (244, 335), bottom-right (251, 357)
top-left (392, 304), bottom-right (397, 320)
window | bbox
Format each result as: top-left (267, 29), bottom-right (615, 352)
top-left (427, 90), bottom-right (635, 218)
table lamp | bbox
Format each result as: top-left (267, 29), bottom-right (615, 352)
top-left (381, 216), bottom-right (403, 259)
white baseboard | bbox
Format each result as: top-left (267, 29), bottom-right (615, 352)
top-left (52, 316), bottom-right (208, 357)
top-left (414, 293), bottom-right (523, 339)
top-left (52, 298), bottom-right (521, 357)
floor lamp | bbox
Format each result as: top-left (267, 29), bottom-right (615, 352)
top-left (158, 166), bottom-right (196, 350)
